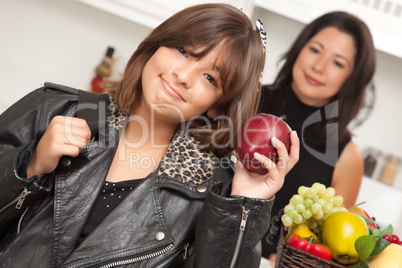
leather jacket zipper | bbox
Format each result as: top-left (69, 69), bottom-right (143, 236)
top-left (0, 187), bottom-right (31, 214)
top-left (89, 243), bottom-right (174, 268)
top-left (16, 187), bottom-right (31, 209)
top-left (182, 242), bottom-right (189, 260)
top-left (229, 206), bottom-right (250, 268)
top-left (17, 206), bottom-right (30, 234)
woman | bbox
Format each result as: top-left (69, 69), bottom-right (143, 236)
top-left (0, 3), bottom-right (299, 267)
top-left (258, 11), bottom-right (376, 261)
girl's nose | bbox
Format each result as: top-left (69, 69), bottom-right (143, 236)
top-left (173, 64), bottom-right (194, 89)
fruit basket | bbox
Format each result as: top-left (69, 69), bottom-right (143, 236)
top-left (275, 227), bottom-right (346, 268)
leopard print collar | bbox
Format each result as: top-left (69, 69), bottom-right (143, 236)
top-left (106, 96), bottom-right (218, 185)
top-left (158, 130), bottom-right (218, 185)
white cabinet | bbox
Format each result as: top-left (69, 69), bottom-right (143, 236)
top-left (254, 0), bottom-right (402, 59)
top-left (75, 0), bottom-right (254, 29)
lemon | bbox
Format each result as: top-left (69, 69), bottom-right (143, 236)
top-left (286, 223), bottom-right (320, 242)
top-left (322, 211), bottom-right (368, 265)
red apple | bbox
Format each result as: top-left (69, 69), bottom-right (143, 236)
top-left (236, 113), bottom-right (292, 174)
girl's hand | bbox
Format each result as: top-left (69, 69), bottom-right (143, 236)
top-left (27, 116), bottom-right (91, 178)
top-left (231, 131), bottom-right (299, 199)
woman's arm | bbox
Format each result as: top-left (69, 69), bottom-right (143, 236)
top-left (331, 140), bottom-right (364, 208)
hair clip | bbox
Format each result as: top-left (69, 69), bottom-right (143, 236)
top-left (256, 19), bottom-right (267, 52)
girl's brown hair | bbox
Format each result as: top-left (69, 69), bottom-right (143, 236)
top-left (108, 4), bottom-right (266, 156)
top-left (262, 11), bottom-right (376, 143)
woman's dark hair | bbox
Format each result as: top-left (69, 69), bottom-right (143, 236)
top-left (262, 11), bottom-right (376, 143)
top-left (107, 4), bottom-right (265, 156)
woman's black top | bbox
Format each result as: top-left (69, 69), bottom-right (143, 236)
top-left (258, 87), bottom-right (350, 257)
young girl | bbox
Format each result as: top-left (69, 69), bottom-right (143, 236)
top-left (258, 11), bottom-right (376, 262)
top-left (0, 4), bottom-right (299, 267)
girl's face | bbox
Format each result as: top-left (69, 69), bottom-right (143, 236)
top-left (140, 43), bottom-right (225, 123)
top-left (291, 27), bottom-right (356, 107)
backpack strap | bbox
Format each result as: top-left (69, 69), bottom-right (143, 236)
top-left (77, 89), bottom-right (109, 139)
top-left (38, 82), bottom-right (109, 140)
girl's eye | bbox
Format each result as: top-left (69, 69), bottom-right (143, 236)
top-left (204, 74), bottom-right (217, 86)
top-left (177, 47), bottom-right (187, 57)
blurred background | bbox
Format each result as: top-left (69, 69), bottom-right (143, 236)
top-left (1, 0), bottom-right (401, 239)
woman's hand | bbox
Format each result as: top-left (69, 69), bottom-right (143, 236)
top-left (27, 116), bottom-right (91, 178)
top-left (231, 131), bottom-right (299, 199)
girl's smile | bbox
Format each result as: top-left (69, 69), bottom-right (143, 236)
top-left (160, 76), bottom-right (186, 102)
top-left (140, 44), bottom-right (224, 123)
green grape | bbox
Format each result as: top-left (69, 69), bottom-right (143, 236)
top-left (306, 219), bottom-right (318, 229)
top-left (322, 203), bottom-right (333, 215)
top-left (313, 211), bottom-right (324, 220)
top-left (311, 182), bottom-right (325, 196)
top-left (317, 198), bottom-right (327, 207)
top-left (284, 204), bottom-right (295, 214)
top-left (311, 203), bottom-right (322, 214)
top-left (306, 188), bottom-right (317, 199)
top-left (281, 214), bottom-right (293, 227)
top-left (288, 209), bottom-right (298, 219)
top-left (339, 207), bottom-right (348, 212)
top-left (291, 194), bottom-right (304, 206)
top-left (295, 204), bottom-right (306, 213)
top-left (333, 207), bottom-right (340, 213)
top-left (302, 210), bottom-right (312, 219)
top-left (321, 191), bottom-right (333, 202)
top-left (304, 198), bottom-right (313, 208)
top-left (333, 195), bottom-right (344, 207)
top-left (326, 187), bottom-right (336, 196)
top-left (282, 183), bottom-right (343, 237)
top-left (298, 186), bottom-right (308, 198)
top-left (294, 214), bottom-right (303, 224)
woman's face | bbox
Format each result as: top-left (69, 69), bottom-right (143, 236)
top-left (139, 42), bottom-right (225, 123)
top-left (291, 27), bottom-right (356, 107)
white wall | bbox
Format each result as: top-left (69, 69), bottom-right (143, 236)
top-left (1, 0), bottom-right (402, 234)
top-left (0, 0), bottom-right (150, 110)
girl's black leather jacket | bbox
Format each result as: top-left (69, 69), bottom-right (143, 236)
top-left (0, 83), bottom-right (273, 267)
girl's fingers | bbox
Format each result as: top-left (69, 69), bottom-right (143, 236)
top-left (59, 144), bottom-right (82, 157)
top-left (253, 152), bottom-right (277, 172)
top-left (289, 131), bottom-right (299, 157)
top-left (270, 137), bottom-right (289, 172)
top-left (288, 131), bottom-right (300, 168)
top-left (63, 133), bottom-right (90, 149)
top-left (60, 117), bottom-right (91, 141)
top-left (52, 116), bottom-right (91, 136)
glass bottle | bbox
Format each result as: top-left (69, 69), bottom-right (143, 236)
top-left (379, 155), bottom-right (400, 185)
top-left (363, 148), bottom-right (377, 178)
